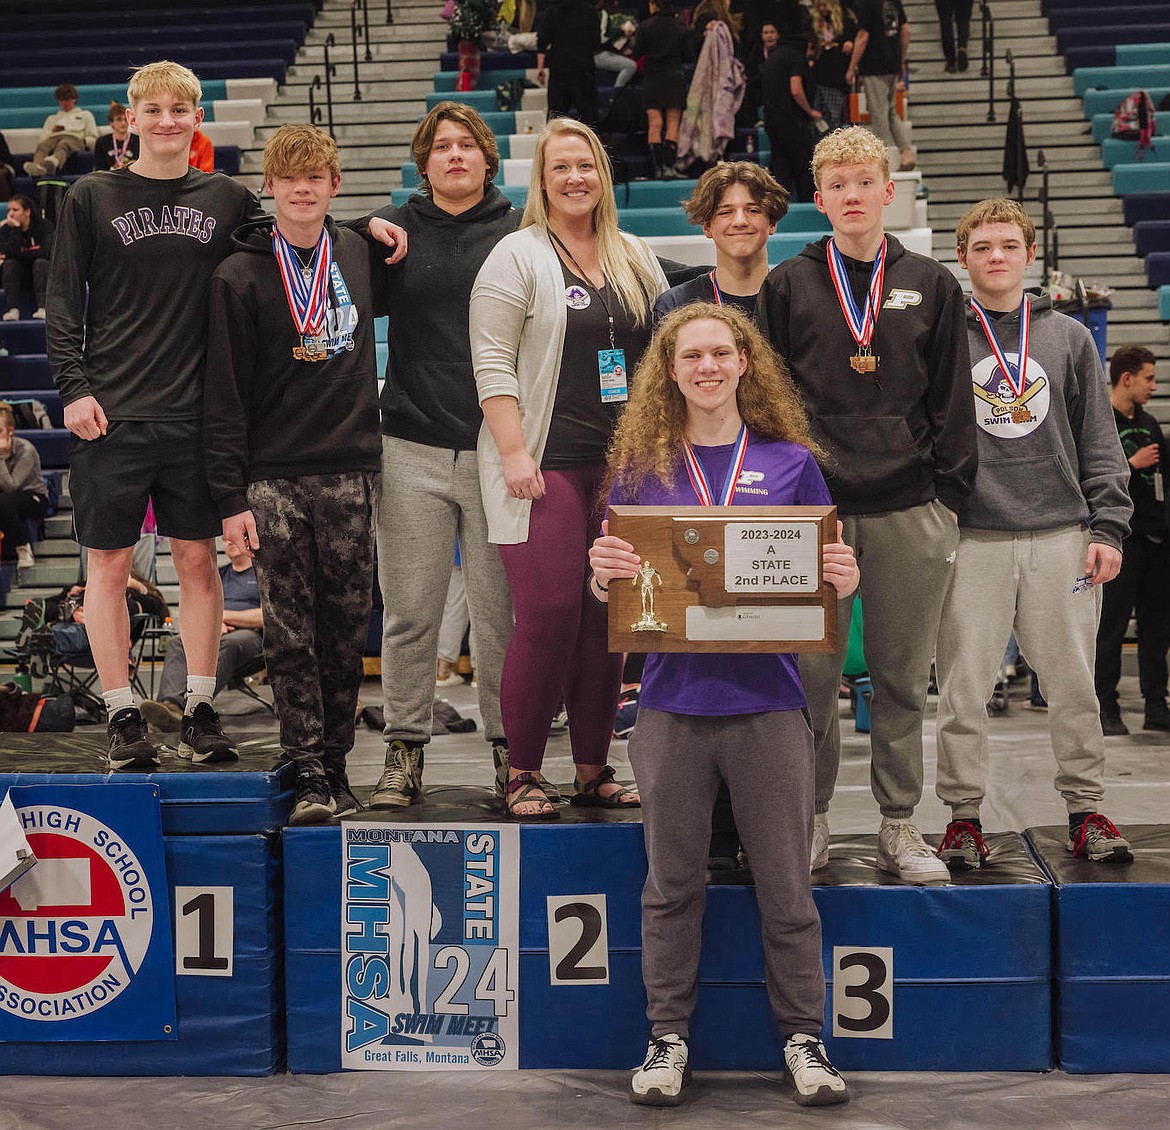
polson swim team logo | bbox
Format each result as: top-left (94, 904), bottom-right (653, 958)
top-left (564, 285), bottom-right (591, 310)
top-left (0, 805), bottom-right (155, 1022)
top-left (971, 351), bottom-right (1050, 439)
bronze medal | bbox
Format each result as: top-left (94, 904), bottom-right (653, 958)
top-left (850, 352), bottom-right (878, 374)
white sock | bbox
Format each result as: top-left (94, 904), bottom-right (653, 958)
top-left (185, 675), bottom-right (217, 714)
top-left (104, 687), bottom-right (135, 715)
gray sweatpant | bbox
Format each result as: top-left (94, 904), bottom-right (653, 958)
top-left (800, 499), bottom-right (959, 818)
top-left (935, 525), bottom-right (1106, 818)
top-left (377, 435), bottom-right (512, 743)
top-left (629, 708), bottom-right (825, 1040)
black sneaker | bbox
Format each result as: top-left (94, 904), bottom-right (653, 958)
top-left (178, 702), bottom-right (239, 763)
top-left (1067, 813), bottom-right (1133, 863)
top-left (323, 754), bottom-right (362, 817)
top-left (937, 819), bottom-right (990, 872)
top-left (1101, 709), bottom-right (1129, 737)
top-left (107, 706), bottom-right (159, 770)
top-left (289, 759), bottom-right (336, 826)
top-left (1143, 699), bottom-right (1170, 732)
top-left (957, 47), bottom-right (970, 72)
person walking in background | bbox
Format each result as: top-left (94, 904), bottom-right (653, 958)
top-left (934, 0), bottom-right (973, 73)
top-left (847, 0), bottom-right (915, 171)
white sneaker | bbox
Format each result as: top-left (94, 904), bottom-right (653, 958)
top-left (783, 1034), bottom-right (849, 1106)
top-left (877, 818), bottom-right (949, 883)
top-left (1, 308), bottom-right (19, 322)
top-left (32, 307), bottom-right (46, 320)
top-left (630, 1033), bottom-right (690, 1106)
top-left (810, 812), bottom-right (830, 872)
top-left (16, 545), bottom-right (35, 570)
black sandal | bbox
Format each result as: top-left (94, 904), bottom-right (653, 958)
top-left (505, 772), bottom-right (559, 821)
top-left (570, 765), bottom-right (641, 808)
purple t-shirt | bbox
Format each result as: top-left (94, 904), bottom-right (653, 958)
top-left (608, 434), bottom-right (832, 716)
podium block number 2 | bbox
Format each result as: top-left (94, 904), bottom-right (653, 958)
top-left (832, 946), bottom-right (892, 1039)
top-left (175, 886), bottom-right (234, 978)
top-left (546, 894), bottom-right (609, 986)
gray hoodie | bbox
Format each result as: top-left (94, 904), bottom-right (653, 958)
top-left (961, 290), bottom-right (1131, 548)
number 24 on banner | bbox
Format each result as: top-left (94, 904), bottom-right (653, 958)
top-left (340, 824), bottom-right (520, 1071)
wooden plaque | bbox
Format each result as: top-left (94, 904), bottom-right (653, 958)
top-left (606, 505), bottom-right (838, 654)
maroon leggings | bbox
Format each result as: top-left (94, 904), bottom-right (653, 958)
top-left (498, 464), bottom-right (623, 772)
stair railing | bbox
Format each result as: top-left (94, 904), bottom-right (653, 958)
top-left (981, 1), bottom-right (995, 122)
top-left (319, 33), bottom-right (338, 138)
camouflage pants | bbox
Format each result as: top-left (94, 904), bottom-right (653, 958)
top-left (247, 472), bottom-right (376, 764)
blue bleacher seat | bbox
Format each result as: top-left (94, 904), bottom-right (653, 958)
top-left (1148, 251), bottom-right (1170, 288)
top-left (1084, 87), bottom-right (1169, 118)
top-left (1159, 284), bottom-right (1170, 319)
top-left (0, 357), bottom-right (54, 392)
top-left (1050, 4), bottom-right (1170, 30)
top-left (1116, 43), bottom-right (1170, 66)
top-left (18, 429), bottom-right (70, 470)
top-left (1074, 65), bottom-right (1170, 98)
top-left (1124, 194), bottom-right (1170, 225)
top-left (432, 69), bottom-right (528, 93)
top-left (1135, 221), bottom-right (1170, 256)
top-left (439, 51), bottom-right (538, 72)
top-left (0, 82), bottom-right (230, 109)
top-left (1101, 137), bottom-right (1170, 168)
top-left (1113, 163), bottom-right (1170, 194)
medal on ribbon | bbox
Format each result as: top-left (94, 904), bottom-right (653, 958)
top-left (827, 236), bottom-right (886, 373)
top-left (682, 424), bottom-right (749, 506)
top-left (272, 226), bottom-right (333, 363)
top-left (970, 295), bottom-right (1030, 401)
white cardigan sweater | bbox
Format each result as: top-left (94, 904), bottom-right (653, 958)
top-left (469, 224), bottom-right (668, 544)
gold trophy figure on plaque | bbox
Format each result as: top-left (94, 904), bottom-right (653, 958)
top-left (631, 559), bottom-right (667, 633)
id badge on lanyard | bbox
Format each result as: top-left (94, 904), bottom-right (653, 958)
top-left (599, 347), bottom-right (628, 403)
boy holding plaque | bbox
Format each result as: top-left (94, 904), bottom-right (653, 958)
top-left (590, 303), bottom-right (857, 1108)
top-left (933, 198), bottom-right (1132, 869)
top-left (203, 126), bottom-right (384, 824)
top-left (755, 125), bottom-right (976, 883)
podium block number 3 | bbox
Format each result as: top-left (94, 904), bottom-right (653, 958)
top-left (546, 895), bottom-right (609, 986)
top-left (175, 886), bottom-right (234, 978)
top-left (832, 946), bottom-right (892, 1039)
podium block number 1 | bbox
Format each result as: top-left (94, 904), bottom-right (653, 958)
top-left (175, 886), bottom-right (234, 977)
top-left (832, 946), bottom-right (892, 1038)
top-left (546, 895), bottom-right (609, 986)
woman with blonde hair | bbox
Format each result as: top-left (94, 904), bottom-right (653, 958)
top-left (589, 303), bottom-right (856, 1108)
top-left (470, 117), bottom-right (668, 819)
top-left (809, 0), bottom-right (857, 131)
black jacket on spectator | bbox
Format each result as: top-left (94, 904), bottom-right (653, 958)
top-left (0, 216), bottom-right (54, 264)
top-left (855, 0), bottom-right (905, 76)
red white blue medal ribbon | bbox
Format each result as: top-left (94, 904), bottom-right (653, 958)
top-left (708, 270), bottom-right (723, 306)
top-left (272, 226), bottom-right (332, 336)
top-left (970, 295), bottom-right (1030, 399)
top-left (683, 424), bottom-right (748, 506)
top-left (826, 236), bottom-right (887, 351)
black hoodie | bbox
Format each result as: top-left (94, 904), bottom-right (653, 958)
top-left (369, 185), bottom-right (519, 450)
top-left (203, 216), bottom-right (384, 518)
top-left (756, 234), bottom-right (977, 515)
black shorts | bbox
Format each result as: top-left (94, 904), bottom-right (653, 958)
top-left (69, 418), bottom-right (220, 549)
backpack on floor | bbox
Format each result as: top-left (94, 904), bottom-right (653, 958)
top-left (0, 684), bottom-right (75, 733)
top-left (1111, 91), bottom-right (1156, 156)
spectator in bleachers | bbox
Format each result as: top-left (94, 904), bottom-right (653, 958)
top-left (356, 102), bottom-right (520, 810)
top-left (1096, 345), bottom-right (1170, 736)
top-left (595, 2), bottom-right (639, 89)
top-left (1, 195), bottom-right (53, 321)
top-left (22, 83), bottom-right (99, 178)
top-left (140, 534), bottom-right (264, 733)
top-left (537, 0), bottom-right (602, 127)
top-left (46, 60), bottom-right (270, 772)
top-left (846, 0), bottom-right (914, 171)
top-left (93, 103), bottom-right (140, 171)
top-left (189, 129), bottom-right (215, 173)
top-left (809, 0), bottom-right (857, 131)
top-left (761, 28), bottom-right (820, 200)
top-left (631, 0), bottom-right (694, 178)
top-left (740, 0), bottom-right (810, 52)
top-left (0, 401), bottom-right (50, 571)
top-left (934, 0), bottom-right (972, 73)
top-left (470, 117), bottom-right (668, 818)
top-left (204, 124), bottom-right (384, 825)
top-left (655, 161), bottom-right (788, 319)
top-left (935, 197), bottom-right (1132, 869)
top-left (743, 21), bottom-right (780, 123)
